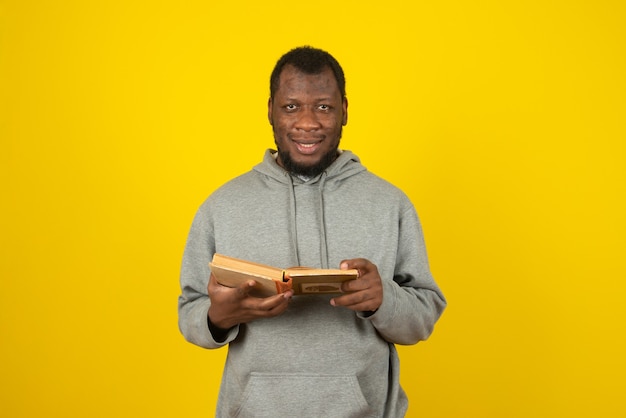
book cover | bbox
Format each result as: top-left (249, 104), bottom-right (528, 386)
top-left (209, 253), bottom-right (359, 297)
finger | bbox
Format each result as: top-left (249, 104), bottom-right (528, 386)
top-left (331, 294), bottom-right (378, 312)
top-left (341, 276), bottom-right (368, 292)
top-left (340, 258), bottom-right (366, 270)
top-left (340, 258), bottom-right (374, 278)
top-left (235, 279), bottom-right (257, 297)
top-left (331, 290), bottom-right (367, 307)
top-left (254, 291), bottom-right (293, 310)
top-left (242, 294), bottom-right (292, 320)
top-left (208, 273), bottom-right (257, 302)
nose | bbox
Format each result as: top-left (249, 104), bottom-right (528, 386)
top-left (294, 108), bottom-right (322, 131)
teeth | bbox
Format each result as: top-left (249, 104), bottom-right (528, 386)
top-left (299, 143), bottom-right (315, 148)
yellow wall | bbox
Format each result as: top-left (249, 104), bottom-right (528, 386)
top-left (2, 1), bottom-right (624, 417)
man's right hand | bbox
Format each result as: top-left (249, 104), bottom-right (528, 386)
top-left (207, 273), bottom-right (293, 331)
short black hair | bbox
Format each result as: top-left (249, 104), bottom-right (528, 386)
top-left (270, 46), bottom-right (346, 100)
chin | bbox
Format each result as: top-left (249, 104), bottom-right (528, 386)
top-left (278, 147), bottom-right (339, 178)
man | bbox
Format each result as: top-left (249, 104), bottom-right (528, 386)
top-left (178, 46), bottom-right (446, 417)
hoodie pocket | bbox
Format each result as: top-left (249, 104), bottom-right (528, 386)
top-left (234, 372), bottom-right (375, 418)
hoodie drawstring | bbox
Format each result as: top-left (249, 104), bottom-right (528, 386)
top-left (286, 174), bottom-right (301, 266)
top-left (286, 171), bottom-right (331, 269)
top-left (318, 172), bottom-right (329, 269)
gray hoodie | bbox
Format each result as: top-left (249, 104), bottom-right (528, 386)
top-left (178, 149), bottom-right (446, 417)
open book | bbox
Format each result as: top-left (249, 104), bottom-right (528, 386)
top-left (209, 253), bottom-right (359, 297)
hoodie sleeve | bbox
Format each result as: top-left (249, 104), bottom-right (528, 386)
top-left (360, 206), bottom-right (446, 345)
top-left (177, 203), bottom-right (239, 349)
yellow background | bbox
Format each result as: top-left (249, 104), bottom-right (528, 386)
top-left (2, 1), bottom-right (625, 417)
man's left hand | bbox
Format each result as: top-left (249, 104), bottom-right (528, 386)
top-left (330, 258), bottom-right (383, 313)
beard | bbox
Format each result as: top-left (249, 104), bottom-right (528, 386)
top-left (275, 124), bottom-right (342, 178)
top-left (277, 144), bottom-right (340, 178)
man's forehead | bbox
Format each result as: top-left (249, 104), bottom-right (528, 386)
top-left (276, 65), bottom-right (339, 93)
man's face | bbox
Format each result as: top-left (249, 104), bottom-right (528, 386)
top-left (268, 65), bottom-right (348, 177)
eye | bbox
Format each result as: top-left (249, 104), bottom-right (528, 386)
top-left (284, 104), bottom-right (298, 112)
top-left (318, 104), bottom-right (330, 111)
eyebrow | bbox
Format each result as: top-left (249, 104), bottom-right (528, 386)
top-left (283, 96), bottom-right (335, 102)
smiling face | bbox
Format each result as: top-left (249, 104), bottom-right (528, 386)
top-left (268, 64), bottom-right (348, 177)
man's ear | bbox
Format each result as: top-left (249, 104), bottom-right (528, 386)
top-left (267, 98), bottom-right (273, 125)
top-left (342, 96), bottom-right (348, 126)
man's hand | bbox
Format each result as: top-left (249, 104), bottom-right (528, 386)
top-left (330, 258), bottom-right (383, 312)
top-left (207, 273), bottom-right (293, 330)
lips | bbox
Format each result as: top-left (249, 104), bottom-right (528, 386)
top-left (291, 138), bottom-right (323, 155)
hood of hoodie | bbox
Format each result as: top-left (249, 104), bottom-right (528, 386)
top-left (253, 149), bottom-right (366, 185)
top-left (252, 149), bottom-right (367, 268)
